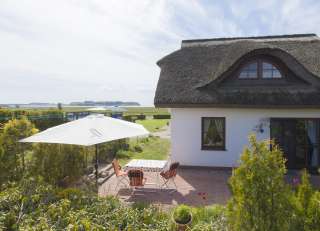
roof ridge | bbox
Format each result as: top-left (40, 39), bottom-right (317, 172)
top-left (182, 34), bottom-right (317, 44)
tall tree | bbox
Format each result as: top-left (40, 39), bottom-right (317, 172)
top-left (228, 134), bottom-right (291, 231)
top-left (0, 117), bottom-right (37, 185)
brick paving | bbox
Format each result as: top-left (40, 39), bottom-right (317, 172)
top-left (99, 166), bottom-right (320, 210)
top-left (99, 167), bottom-right (232, 209)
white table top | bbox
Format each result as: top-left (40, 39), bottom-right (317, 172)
top-left (124, 159), bottom-right (168, 172)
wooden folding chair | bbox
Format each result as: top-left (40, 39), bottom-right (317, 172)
top-left (160, 162), bottom-right (179, 193)
top-left (112, 159), bottom-right (129, 190)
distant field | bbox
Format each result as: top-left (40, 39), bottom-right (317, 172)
top-left (61, 106), bottom-right (169, 116)
top-left (1, 106), bottom-right (169, 115)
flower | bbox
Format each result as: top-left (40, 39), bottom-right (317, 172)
top-left (293, 177), bottom-right (300, 186)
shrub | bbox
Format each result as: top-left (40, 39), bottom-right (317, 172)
top-left (153, 114), bottom-right (171, 119)
top-left (137, 114), bottom-right (146, 120)
top-left (289, 169), bottom-right (319, 231)
top-left (0, 109), bottom-right (65, 131)
top-left (191, 204), bottom-right (227, 229)
top-left (133, 144), bottom-right (143, 152)
top-left (228, 134), bottom-right (291, 231)
top-left (0, 179), bottom-right (171, 230)
top-left (306, 191), bottom-right (320, 230)
top-left (122, 115), bottom-right (135, 122)
top-left (173, 204), bottom-right (192, 224)
top-left (97, 139), bottom-right (129, 162)
top-left (31, 144), bottom-right (86, 185)
top-left (0, 117), bottom-right (38, 187)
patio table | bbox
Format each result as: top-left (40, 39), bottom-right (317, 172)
top-left (124, 159), bottom-right (168, 172)
top-left (123, 159), bottom-right (168, 188)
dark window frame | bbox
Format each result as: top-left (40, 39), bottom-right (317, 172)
top-left (270, 118), bottom-right (320, 171)
top-left (238, 61), bottom-right (259, 79)
top-left (238, 58), bottom-right (284, 80)
top-left (201, 117), bottom-right (226, 151)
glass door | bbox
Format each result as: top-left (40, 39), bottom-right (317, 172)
top-left (270, 118), bottom-right (320, 170)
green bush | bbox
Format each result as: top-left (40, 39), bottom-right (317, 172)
top-left (228, 134), bottom-right (291, 231)
top-left (173, 204), bottom-right (192, 224)
top-left (289, 169), bottom-right (320, 231)
top-left (0, 179), bottom-right (170, 230)
top-left (31, 144), bottom-right (87, 185)
top-left (0, 117), bottom-right (37, 187)
top-left (0, 109), bottom-right (66, 131)
top-left (122, 115), bottom-right (135, 122)
top-left (96, 139), bottom-right (129, 162)
top-left (306, 191), bottom-right (320, 230)
top-left (191, 204), bottom-right (227, 230)
top-left (133, 144), bottom-right (143, 152)
top-left (137, 114), bottom-right (146, 120)
top-left (153, 114), bottom-right (171, 119)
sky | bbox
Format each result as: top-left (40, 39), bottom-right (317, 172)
top-left (1, 0), bottom-right (320, 106)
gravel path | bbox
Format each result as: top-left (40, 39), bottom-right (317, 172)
top-left (152, 125), bottom-right (170, 139)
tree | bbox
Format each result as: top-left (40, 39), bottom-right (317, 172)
top-left (228, 134), bottom-right (291, 231)
top-left (0, 117), bottom-right (37, 185)
top-left (289, 169), bottom-right (318, 231)
top-left (31, 143), bottom-right (86, 185)
top-left (57, 103), bottom-right (62, 110)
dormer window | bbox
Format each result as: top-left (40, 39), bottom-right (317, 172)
top-left (239, 62), bottom-right (258, 79)
top-left (239, 60), bottom-right (282, 79)
top-left (262, 62), bottom-right (282, 78)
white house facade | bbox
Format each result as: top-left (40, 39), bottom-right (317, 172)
top-left (154, 34), bottom-right (320, 172)
top-left (170, 108), bottom-right (320, 168)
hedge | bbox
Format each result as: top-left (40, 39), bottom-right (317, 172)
top-left (0, 109), bottom-right (66, 130)
top-left (153, 114), bottom-right (171, 119)
top-left (123, 114), bottom-right (146, 122)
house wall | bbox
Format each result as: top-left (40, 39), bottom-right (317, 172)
top-left (170, 108), bottom-right (320, 167)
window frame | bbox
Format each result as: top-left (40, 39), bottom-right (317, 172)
top-left (201, 117), bottom-right (226, 151)
top-left (238, 59), bottom-right (284, 80)
top-left (238, 61), bottom-right (259, 79)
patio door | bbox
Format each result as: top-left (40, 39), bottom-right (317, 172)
top-left (270, 118), bottom-right (320, 170)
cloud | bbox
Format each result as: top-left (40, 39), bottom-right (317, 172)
top-left (0, 0), bottom-right (319, 105)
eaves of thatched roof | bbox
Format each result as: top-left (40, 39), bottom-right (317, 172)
top-left (154, 34), bottom-right (320, 108)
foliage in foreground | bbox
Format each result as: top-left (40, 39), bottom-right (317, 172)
top-left (0, 117), bottom-right (38, 187)
top-left (228, 135), bottom-right (320, 231)
top-left (0, 178), bottom-right (169, 230)
top-left (0, 179), bottom-right (228, 231)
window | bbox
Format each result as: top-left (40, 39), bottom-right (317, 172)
top-left (239, 62), bottom-right (258, 79)
top-left (238, 60), bottom-right (282, 79)
top-left (201, 117), bottom-right (226, 150)
top-left (262, 62), bottom-right (282, 78)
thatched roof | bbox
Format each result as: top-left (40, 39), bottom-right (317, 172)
top-left (154, 34), bottom-right (320, 108)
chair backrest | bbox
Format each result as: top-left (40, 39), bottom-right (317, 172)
top-left (162, 162), bottom-right (180, 178)
top-left (128, 169), bottom-right (144, 186)
top-left (112, 159), bottom-right (121, 177)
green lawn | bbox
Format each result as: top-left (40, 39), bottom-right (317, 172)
top-left (116, 136), bottom-right (170, 166)
top-left (136, 119), bottom-right (169, 132)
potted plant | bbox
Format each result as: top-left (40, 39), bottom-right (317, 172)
top-left (172, 204), bottom-right (192, 231)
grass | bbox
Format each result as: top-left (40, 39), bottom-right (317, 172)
top-left (116, 136), bottom-right (170, 166)
top-left (136, 119), bottom-right (169, 132)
